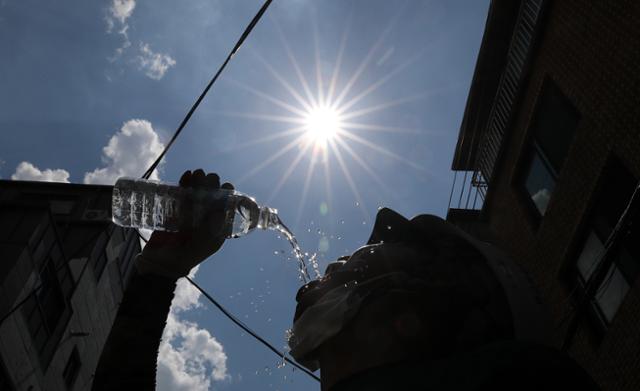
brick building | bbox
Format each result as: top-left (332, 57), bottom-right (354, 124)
top-left (0, 180), bottom-right (140, 390)
top-left (447, 0), bottom-right (640, 389)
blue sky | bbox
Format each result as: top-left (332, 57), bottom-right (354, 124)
top-left (0, 0), bottom-right (489, 389)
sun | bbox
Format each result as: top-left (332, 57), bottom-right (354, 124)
top-left (303, 105), bottom-right (342, 148)
top-left (227, 21), bottom-right (428, 223)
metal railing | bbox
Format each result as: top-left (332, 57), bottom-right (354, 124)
top-left (448, 170), bottom-right (487, 211)
top-left (449, 0), bottom-right (544, 211)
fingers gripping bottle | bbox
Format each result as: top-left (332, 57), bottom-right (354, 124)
top-left (111, 177), bottom-right (279, 238)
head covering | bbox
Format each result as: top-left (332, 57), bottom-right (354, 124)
top-left (290, 208), bottom-right (552, 371)
top-left (366, 208), bottom-right (552, 344)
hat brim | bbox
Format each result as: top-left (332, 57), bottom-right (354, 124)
top-left (366, 208), bottom-right (413, 245)
top-left (367, 207), bottom-right (458, 247)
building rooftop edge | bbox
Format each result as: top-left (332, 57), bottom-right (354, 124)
top-left (0, 179), bottom-right (113, 191)
top-left (451, 0), bottom-right (521, 171)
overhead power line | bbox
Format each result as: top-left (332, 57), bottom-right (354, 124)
top-left (186, 276), bottom-right (321, 382)
top-left (143, 0), bottom-right (274, 179)
top-left (136, 232), bottom-right (320, 382)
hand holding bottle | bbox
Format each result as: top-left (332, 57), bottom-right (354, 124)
top-left (136, 169), bottom-right (234, 279)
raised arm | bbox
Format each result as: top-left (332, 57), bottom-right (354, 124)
top-left (92, 169), bottom-right (233, 390)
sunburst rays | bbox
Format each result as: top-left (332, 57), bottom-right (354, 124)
top-left (217, 10), bottom-right (435, 224)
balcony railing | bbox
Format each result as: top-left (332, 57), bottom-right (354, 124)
top-left (449, 0), bottom-right (545, 211)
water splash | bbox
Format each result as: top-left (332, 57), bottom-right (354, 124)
top-left (277, 329), bottom-right (294, 371)
top-left (285, 328), bottom-right (296, 346)
top-left (309, 253), bottom-right (322, 279)
top-left (269, 215), bottom-right (312, 283)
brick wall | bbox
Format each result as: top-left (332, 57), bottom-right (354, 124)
top-left (481, 1), bottom-right (640, 390)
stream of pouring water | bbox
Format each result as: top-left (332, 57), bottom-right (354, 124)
top-left (268, 215), bottom-right (324, 370)
top-left (271, 215), bottom-right (313, 284)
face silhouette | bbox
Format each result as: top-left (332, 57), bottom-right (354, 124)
top-left (293, 242), bottom-right (424, 322)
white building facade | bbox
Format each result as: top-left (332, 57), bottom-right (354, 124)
top-left (0, 180), bottom-right (140, 391)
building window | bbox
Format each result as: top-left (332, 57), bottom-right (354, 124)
top-left (520, 80), bottom-right (580, 217)
top-left (574, 158), bottom-right (639, 327)
top-left (60, 224), bottom-right (110, 281)
top-left (524, 150), bottom-right (556, 214)
top-left (22, 254), bottom-right (73, 367)
top-left (62, 347), bottom-right (81, 390)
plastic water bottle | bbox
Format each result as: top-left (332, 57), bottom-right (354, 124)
top-left (111, 177), bottom-right (279, 238)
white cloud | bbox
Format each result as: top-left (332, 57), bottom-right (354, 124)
top-left (111, 25), bottom-right (132, 60)
top-left (157, 267), bottom-right (229, 390)
top-left (137, 43), bottom-right (177, 80)
top-left (106, 0), bottom-right (135, 59)
top-left (109, 0), bottom-right (136, 25)
top-left (11, 162), bottom-right (70, 183)
top-left (171, 267), bottom-right (203, 313)
top-left (104, 0), bottom-right (177, 80)
top-left (83, 119), bottom-right (164, 185)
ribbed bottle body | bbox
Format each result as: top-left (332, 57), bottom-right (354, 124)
top-left (112, 177), bottom-right (278, 238)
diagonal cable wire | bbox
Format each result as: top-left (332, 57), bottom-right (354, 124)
top-left (135, 232), bottom-right (319, 382)
top-left (561, 180), bottom-right (640, 350)
top-left (142, 0), bottom-right (274, 179)
top-left (186, 276), bottom-right (321, 382)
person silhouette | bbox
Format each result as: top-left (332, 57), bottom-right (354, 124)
top-left (93, 170), bottom-right (599, 390)
top-left (289, 207), bottom-right (599, 390)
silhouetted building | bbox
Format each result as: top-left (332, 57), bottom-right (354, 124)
top-left (0, 180), bottom-right (140, 390)
top-left (447, 0), bottom-right (640, 390)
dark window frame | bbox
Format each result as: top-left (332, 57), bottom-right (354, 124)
top-left (520, 143), bottom-right (557, 217)
top-left (513, 78), bottom-right (580, 226)
top-left (22, 220), bottom-right (75, 369)
top-left (22, 254), bottom-right (74, 369)
top-left (564, 156), bottom-right (639, 334)
top-left (59, 222), bottom-right (110, 282)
